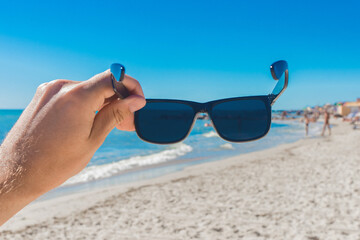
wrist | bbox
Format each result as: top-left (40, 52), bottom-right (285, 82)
top-left (0, 145), bottom-right (42, 205)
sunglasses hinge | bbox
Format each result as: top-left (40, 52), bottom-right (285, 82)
top-left (268, 94), bottom-right (276, 106)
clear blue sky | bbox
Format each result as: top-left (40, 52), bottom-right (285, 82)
top-left (0, 0), bottom-right (359, 110)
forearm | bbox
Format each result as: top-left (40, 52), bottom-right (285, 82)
top-left (0, 144), bottom-right (42, 226)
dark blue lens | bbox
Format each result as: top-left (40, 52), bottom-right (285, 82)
top-left (135, 102), bottom-right (195, 144)
top-left (210, 99), bottom-right (270, 141)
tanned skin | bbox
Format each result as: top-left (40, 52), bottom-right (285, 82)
top-left (0, 70), bottom-right (146, 225)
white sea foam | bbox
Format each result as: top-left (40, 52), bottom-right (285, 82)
top-left (220, 143), bottom-right (234, 150)
top-left (203, 131), bottom-right (218, 138)
top-left (273, 119), bottom-right (323, 138)
top-left (309, 122), bottom-right (323, 136)
top-left (63, 143), bottom-right (193, 186)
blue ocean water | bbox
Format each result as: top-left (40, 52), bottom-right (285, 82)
top-left (0, 110), bottom-right (317, 190)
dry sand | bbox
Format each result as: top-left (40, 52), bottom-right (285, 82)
top-left (1, 119), bottom-right (360, 239)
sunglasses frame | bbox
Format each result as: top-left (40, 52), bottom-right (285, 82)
top-left (134, 60), bottom-right (289, 144)
top-left (135, 96), bottom-right (272, 144)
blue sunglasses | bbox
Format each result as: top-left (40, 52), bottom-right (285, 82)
top-left (110, 60), bottom-right (288, 144)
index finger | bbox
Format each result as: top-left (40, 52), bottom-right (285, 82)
top-left (80, 70), bottom-right (145, 105)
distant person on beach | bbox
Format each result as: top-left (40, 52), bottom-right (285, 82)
top-left (304, 112), bottom-right (310, 136)
top-left (281, 111), bottom-right (287, 120)
top-left (0, 70), bottom-right (146, 225)
top-left (321, 110), bottom-right (331, 136)
top-left (204, 122), bottom-right (213, 127)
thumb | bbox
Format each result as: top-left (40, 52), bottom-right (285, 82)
top-left (89, 95), bottom-right (146, 143)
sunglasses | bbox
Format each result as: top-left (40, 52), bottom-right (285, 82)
top-left (110, 61), bottom-right (288, 144)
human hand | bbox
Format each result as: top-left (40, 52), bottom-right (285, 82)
top-left (0, 70), bottom-right (145, 224)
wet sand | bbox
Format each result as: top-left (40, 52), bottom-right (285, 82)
top-left (1, 119), bottom-right (360, 239)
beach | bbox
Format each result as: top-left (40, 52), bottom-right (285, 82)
top-left (1, 119), bottom-right (360, 239)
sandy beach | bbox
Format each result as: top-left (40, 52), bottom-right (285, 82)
top-left (1, 119), bottom-right (360, 239)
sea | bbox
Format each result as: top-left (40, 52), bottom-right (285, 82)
top-left (0, 110), bottom-right (322, 199)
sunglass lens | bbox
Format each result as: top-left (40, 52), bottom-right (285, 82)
top-left (135, 102), bottom-right (195, 144)
top-left (210, 99), bottom-right (270, 142)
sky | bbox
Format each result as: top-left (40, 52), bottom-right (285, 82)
top-left (0, 0), bottom-right (359, 110)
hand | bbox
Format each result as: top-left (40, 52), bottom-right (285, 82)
top-left (0, 70), bottom-right (146, 225)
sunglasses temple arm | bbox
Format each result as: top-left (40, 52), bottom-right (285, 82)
top-left (110, 63), bottom-right (130, 99)
top-left (269, 60), bottom-right (289, 106)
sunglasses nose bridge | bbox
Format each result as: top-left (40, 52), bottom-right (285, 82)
top-left (193, 102), bottom-right (210, 114)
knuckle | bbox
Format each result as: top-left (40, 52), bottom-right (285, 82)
top-left (47, 79), bottom-right (60, 86)
top-left (52, 83), bottom-right (82, 111)
top-left (132, 78), bottom-right (140, 86)
top-left (36, 82), bottom-right (49, 93)
top-left (42, 79), bottom-right (65, 94)
top-left (132, 78), bottom-right (141, 88)
top-left (48, 79), bottom-right (77, 92)
top-left (112, 108), bottom-right (129, 125)
top-left (38, 82), bottom-right (49, 89)
top-left (125, 75), bottom-right (140, 85)
top-left (51, 80), bottom-right (77, 96)
top-left (37, 79), bottom-right (75, 94)
top-left (49, 79), bottom-right (68, 88)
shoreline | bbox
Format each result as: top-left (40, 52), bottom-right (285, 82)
top-left (2, 118), bottom-right (358, 239)
top-left (39, 119), bottom-right (307, 201)
top-left (2, 132), bottom-right (307, 233)
top-left (38, 155), bottom-right (209, 201)
top-left (1, 140), bottom-right (305, 233)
